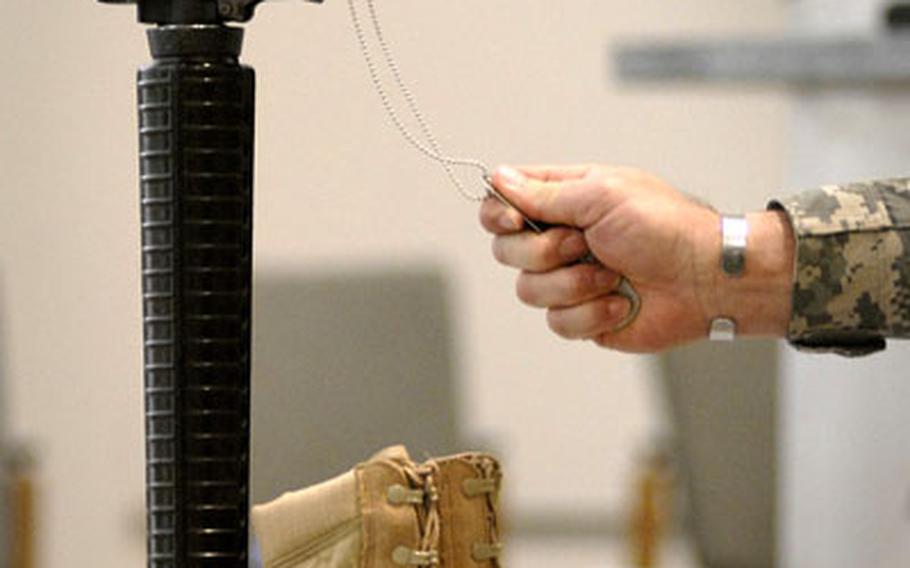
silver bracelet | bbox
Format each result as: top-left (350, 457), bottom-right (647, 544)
top-left (720, 215), bottom-right (748, 277)
top-left (710, 215), bottom-right (748, 341)
top-left (709, 317), bottom-right (737, 341)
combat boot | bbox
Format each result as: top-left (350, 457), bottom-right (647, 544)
top-left (253, 445), bottom-right (429, 567)
top-left (434, 452), bottom-right (503, 567)
top-left (252, 446), bottom-right (504, 568)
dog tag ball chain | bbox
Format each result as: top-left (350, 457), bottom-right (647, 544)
top-left (346, 0), bottom-right (575, 227)
top-left (346, 0), bottom-right (642, 331)
top-left (345, 0), bottom-right (494, 202)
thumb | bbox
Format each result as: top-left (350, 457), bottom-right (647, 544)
top-left (491, 165), bottom-right (608, 230)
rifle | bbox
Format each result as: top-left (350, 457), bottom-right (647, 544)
top-left (97, 2), bottom-right (323, 565)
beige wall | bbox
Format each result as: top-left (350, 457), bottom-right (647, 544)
top-left (0, 1), bottom-right (786, 565)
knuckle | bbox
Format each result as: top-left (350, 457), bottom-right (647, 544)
top-left (541, 229), bottom-right (573, 267)
top-left (540, 243), bottom-right (562, 270)
top-left (524, 236), bottom-right (554, 271)
top-left (565, 269), bottom-right (593, 299)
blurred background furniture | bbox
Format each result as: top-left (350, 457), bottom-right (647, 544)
top-left (251, 268), bottom-right (462, 502)
top-left (659, 342), bottom-right (777, 568)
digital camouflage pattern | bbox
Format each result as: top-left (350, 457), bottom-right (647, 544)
top-left (770, 178), bottom-right (910, 356)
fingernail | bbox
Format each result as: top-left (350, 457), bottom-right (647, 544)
top-left (595, 270), bottom-right (616, 289)
top-left (559, 234), bottom-right (588, 260)
top-left (497, 166), bottom-right (525, 189)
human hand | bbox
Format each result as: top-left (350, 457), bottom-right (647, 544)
top-left (478, 164), bottom-right (794, 353)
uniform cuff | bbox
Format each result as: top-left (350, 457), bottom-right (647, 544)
top-left (767, 180), bottom-right (910, 356)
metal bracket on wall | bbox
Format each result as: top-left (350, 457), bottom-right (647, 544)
top-left (614, 36), bottom-right (910, 85)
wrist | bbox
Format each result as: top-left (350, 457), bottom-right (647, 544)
top-left (700, 210), bottom-right (795, 338)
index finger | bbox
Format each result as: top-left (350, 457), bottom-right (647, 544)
top-left (512, 164), bottom-right (594, 183)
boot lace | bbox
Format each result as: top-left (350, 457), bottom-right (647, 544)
top-left (388, 460), bottom-right (441, 566)
top-left (467, 455), bottom-right (503, 566)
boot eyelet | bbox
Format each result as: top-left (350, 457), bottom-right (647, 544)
top-left (462, 477), bottom-right (497, 497)
top-left (471, 541), bottom-right (502, 562)
top-left (387, 484), bottom-right (424, 505)
top-left (392, 545), bottom-right (439, 566)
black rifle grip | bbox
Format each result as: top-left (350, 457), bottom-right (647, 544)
top-left (138, 25), bottom-right (253, 567)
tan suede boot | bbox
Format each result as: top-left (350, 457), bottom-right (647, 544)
top-left (434, 453), bottom-right (503, 568)
top-left (252, 446), bottom-right (503, 568)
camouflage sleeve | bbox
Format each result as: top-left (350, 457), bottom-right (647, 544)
top-left (769, 178), bottom-right (910, 356)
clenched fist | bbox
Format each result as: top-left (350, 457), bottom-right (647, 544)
top-left (479, 164), bottom-right (794, 353)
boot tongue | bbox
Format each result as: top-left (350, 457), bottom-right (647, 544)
top-left (369, 444), bottom-right (411, 462)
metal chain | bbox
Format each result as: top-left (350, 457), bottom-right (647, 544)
top-left (361, 0), bottom-right (463, 189)
top-left (347, 0), bottom-right (490, 202)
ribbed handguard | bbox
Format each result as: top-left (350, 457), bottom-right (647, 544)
top-left (138, 26), bottom-right (254, 567)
